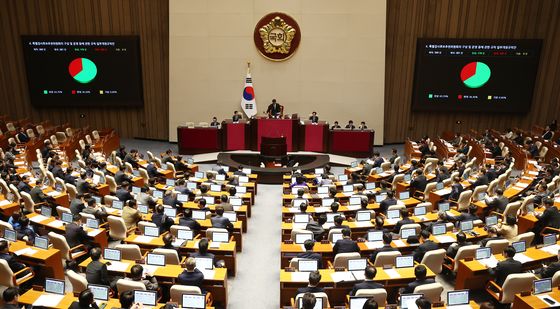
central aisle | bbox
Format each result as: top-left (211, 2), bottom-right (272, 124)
top-left (227, 184), bottom-right (283, 309)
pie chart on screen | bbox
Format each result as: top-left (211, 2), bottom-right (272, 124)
top-left (68, 58), bottom-right (97, 84)
top-left (460, 61), bottom-right (491, 88)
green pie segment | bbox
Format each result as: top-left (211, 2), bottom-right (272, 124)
top-left (68, 58), bottom-right (97, 84)
top-left (460, 62), bottom-right (491, 88)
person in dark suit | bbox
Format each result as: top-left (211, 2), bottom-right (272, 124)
top-left (296, 239), bottom-right (323, 269)
top-left (210, 117), bottom-right (220, 127)
top-left (152, 205), bottom-right (174, 233)
top-left (232, 110), bottom-right (242, 122)
top-left (266, 99), bottom-right (283, 118)
top-left (124, 149), bottom-right (140, 168)
top-left (163, 190), bottom-right (182, 208)
top-left (369, 232), bottom-right (397, 264)
top-left (69, 289), bottom-right (97, 309)
top-left (309, 112), bottom-right (319, 123)
top-left (542, 126), bottom-right (554, 140)
top-left (413, 230), bottom-right (439, 263)
top-left (446, 232), bottom-right (472, 259)
top-left (116, 182), bottom-right (133, 202)
top-left (350, 266), bottom-right (384, 296)
top-left (306, 214), bottom-right (327, 242)
top-left (379, 191), bottom-right (397, 214)
top-left (51, 161), bottom-right (65, 180)
top-left (69, 194), bottom-right (86, 215)
top-left (489, 246), bottom-right (523, 286)
top-left (402, 265), bottom-right (436, 294)
top-left (189, 238), bottom-right (215, 263)
top-left (345, 120), bottom-right (356, 130)
top-left (331, 121), bottom-right (341, 130)
top-left (86, 247), bottom-right (110, 286)
top-left (178, 257), bottom-right (205, 289)
top-left (114, 165), bottom-right (132, 186)
top-left (480, 227), bottom-right (504, 247)
top-left (526, 140), bottom-right (539, 158)
top-left (29, 184), bottom-right (49, 204)
top-left (329, 215), bottom-right (350, 233)
top-left (358, 121), bottom-right (368, 130)
top-left (146, 159), bottom-right (160, 178)
top-left (409, 169), bottom-right (427, 195)
top-left (1, 287), bottom-right (20, 309)
top-left (296, 271), bottom-right (324, 295)
top-left (333, 228), bottom-right (360, 256)
top-left (471, 168), bottom-right (490, 187)
top-left (0, 240), bottom-right (29, 278)
top-left (15, 218), bottom-right (37, 243)
top-left (82, 198), bottom-right (108, 222)
top-left (485, 164), bottom-right (498, 182)
top-left (446, 205), bottom-right (478, 226)
top-left (301, 293), bottom-right (317, 309)
top-left (76, 172), bottom-right (93, 195)
top-left (16, 176), bottom-right (32, 193)
top-left (16, 127), bottom-right (30, 143)
top-left (179, 209), bottom-right (202, 234)
top-left (539, 250), bottom-right (560, 278)
top-left (211, 206), bottom-right (233, 232)
top-left (66, 214), bottom-right (91, 249)
top-left (485, 188), bottom-right (509, 213)
top-left (393, 209), bottom-right (414, 234)
top-left (533, 198), bottom-right (560, 243)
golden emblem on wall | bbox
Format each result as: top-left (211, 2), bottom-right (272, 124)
top-left (254, 13), bottom-right (301, 61)
top-left (259, 16), bottom-right (296, 54)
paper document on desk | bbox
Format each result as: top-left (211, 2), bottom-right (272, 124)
top-left (513, 253), bottom-right (533, 264)
top-left (209, 242), bottom-right (221, 249)
top-left (330, 271), bottom-right (355, 283)
top-left (322, 223), bottom-right (334, 229)
top-left (528, 170), bottom-right (539, 176)
top-left (287, 208), bottom-right (299, 213)
top-left (134, 236), bottom-right (155, 243)
top-left (392, 240), bottom-right (406, 247)
top-left (540, 244), bottom-right (560, 255)
top-left (477, 256), bottom-right (498, 268)
top-left (87, 230), bottom-right (103, 237)
top-left (199, 269), bottom-right (215, 279)
top-left (292, 223), bottom-right (307, 230)
top-left (415, 215), bottom-right (427, 221)
top-left (354, 221), bottom-right (371, 227)
top-left (142, 265), bottom-right (160, 276)
top-left (352, 271), bottom-right (365, 281)
top-left (536, 294), bottom-right (560, 307)
top-left (290, 272), bottom-right (309, 282)
top-left (313, 207), bottom-right (329, 213)
top-left (14, 247), bottom-right (37, 256)
top-left (172, 240), bottom-right (186, 248)
top-left (47, 220), bottom-right (64, 228)
top-left (445, 305), bottom-right (473, 309)
top-left (107, 261), bottom-right (130, 272)
top-left (46, 191), bottom-right (60, 197)
top-left (346, 205), bottom-right (361, 211)
top-left (33, 294), bottom-right (65, 307)
top-left (434, 235), bottom-right (456, 243)
top-left (0, 200), bottom-right (11, 206)
top-left (386, 218), bottom-right (399, 225)
top-left (384, 268), bottom-right (401, 279)
top-left (365, 241), bottom-right (384, 249)
top-left (29, 214), bottom-right (48, 223)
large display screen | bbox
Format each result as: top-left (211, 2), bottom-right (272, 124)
top-left (21, 36), bottom-right (143, 107)
top-left (412, 39), bottom-right (541, 113)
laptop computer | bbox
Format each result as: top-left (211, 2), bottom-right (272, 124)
top-left (368, 231), bottom-right (383, 242)
top-left (131, 187), bottom-right (141, 194)
top-left (134, 290), bottom-right (157, 306)
top-left (146, 253), bottom-right (166, 266)
top-left (34, 236), bottom-right (49, 250)
top-left (485, 216), bottom-right (498, 227)
top-left (215, 174), bottom-right (226, 181)
top-left (534, 278), bottom-right (552, 295)
top-left (400, 294), bottom-right (423, 309)
top-left (223, 211), bottom-right (237, 222)
top-left (512, 241), bottom-right (526, 253)
top-left (3, 229), bottom-right (16, 242)
top-left (447, 290), bottom-right (470, 307)
top-left (45, 278), bottom-right (65, 295)
top-left (355, 211), bottom-right (371, 222)
top-left (242, 168), bottom-right (251, 174)
top-left (235, 186), bottom-right (247, 193)
top-left (331, 233), bottom-right (343, 243)
top-left (61, 212), bottom-right (73, 223)
top-left (138, 204), bottom-right (149, 214)
top-left (194, 172), bottom-right (205, 179)
top-left (177, 229), bottom-right (194, 241)
top-left (195, 257), bottom-right (214, 270)
top-left (144, 226), bottom-right (159, 237)
top-left (182, 293), bottom-right (206, 309)
top-left (238, 176), bottom-right (249, 183)
top-left (230, 198), bottom-right (242, 206)
top-left (112, 200), bottom-right (124, 210)
top-left (543, 234), bottom-right (557, 247)
top-left (343, 185), bottom-right (354, 193)
top-left (404, 174), bottom-right (412, 183)
top-left (163, 207), bottom-right (177, 218)
top-left (375, 194), bottom-right (387, 203)
top-left (338, 174), bottom-right (348, 182)
top-left (203, 196), bottom-right (214, 204)
top-left (460, 220), bottom-right (474, 232)
top-left (210, 184), bottom-right (222, 192)
top-left (414, 206), bottom-right (426, 216)
top-left (41, 206), bottom-right (52, 218)
top-left (396, 255), bottom-right (414, 268)
top-left (347, 258), bottom-right (367, 271)
top-left (349, 297), bottom-right (369, 309)
top-left (212, 231), bottom-right (229, 243)
top-left (86, 218), bottom-right (99, 229)
top-left (387, 209), bottom-right (400, 219)
top-left (432, 224), bottom-right (447, 236)
top-left (438, 202), bottom-right (450, 212)
top-left (314, 168), bottom-right (324, 175)
top-left (166, 179), bottom-right (175, 187)
top-left (295, 233), bottom-right (313, 244)
top-left (322, 198), bottom-right (334, 207)
top-left (365, 182), bottom-right (376, 190)
top-left (294, 214), bottom-right (310, 224)
top-left (349, 197), bottom-right (362, 206)
top-left (399, 191), bottom-right (410, 200)
top-left (475, 247), bottom-right (492, 260)
top-left (186, 182), bottom-right (197, 190)
top-left (177, 194), bottom-right (189, 202)
top-left (88, 284), bottom-right (109, 302)
top-left (436, 182), bottom-right (444, 190)
top-left (192, 210), bottom-right (206, 220)
top-left (153, 190), bottom-right (164, 199)
top-left (298, 259), bottom-right (318, 272)
top-left (400, 228), bottom-right (416, 240)
top-left (103, 248), bottom-right (121, 261)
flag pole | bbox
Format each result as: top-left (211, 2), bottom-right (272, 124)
top-left (247, 61), bottom-right (251, 74)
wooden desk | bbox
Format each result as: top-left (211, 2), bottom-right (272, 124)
top-left (513, 288), bottom-right (560, 309)
top-left (79, 258), bottom-right (229, 308)
top-left (0, 195), bottom-right (20, 217)
top-left (279, 267), bottom-right (435, 307)
top-left (9, 240), bottom-right (64, 279)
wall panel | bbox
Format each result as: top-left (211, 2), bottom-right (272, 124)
top-left (0, 0), bottom-right (169, 140)
top-left (385, 0), bottom-right (560, 143)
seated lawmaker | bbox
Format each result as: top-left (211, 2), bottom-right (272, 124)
top-left (413, 230), bottom-right (438, 263)
top-left (345, 120), bottom-right (356, 130)
top-left (179, 209), bottom-right (202, 233)
top-left (232, 110), bottom-right (242, 122)
top-left (296, 271), bottom-right (324, 295)
top-left (489, 246), bottom-right (523, 286)
top-left (0, 240), bottom-right (30, 279)
top-left (152, 204), bottom-right (174, 233)
top-left (401, 265), bottom-right (435, 294)
top-left (539, 249), bottom-right (560, 278)
top-left (358, 121), bottom-right (368, 130)
top-left (368, 232), bottom-right (396, 264)
top-left (69, 289), bottom-right (97, 309)
top-left (446, 232), bottom-right (472, 259)
top-left (126, 264), bottom-right (158, 290)
top-left (296, 240), bottom-right (323, 269)
top-left (350, 266), bottom-right (383, 296)
top-left (485, 188), bottom-right (509, 213)
top-left (211, 206), bottom-right (234, 232)
top-left (392, 209), bottom-right (414, 234)
top-left (331, 121), bottom-right (341, 130)
top-left (86, 247), bottom-right (110, 286)
top-left (496, 215), bottom-right (518, 242)
top-left (309, 111), bottom-right (319, 123)
top-left (306, 214), bottom-right (327, 242)
top-left (333, 228), bottom-right (360, 255)
top-left (178, 257), bottom-right (204, 289)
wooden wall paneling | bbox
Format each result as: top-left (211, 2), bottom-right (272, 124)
top-left (385, 0), bottom-right (560, 144)
top-left (0, 0), bottom-right (169, 140)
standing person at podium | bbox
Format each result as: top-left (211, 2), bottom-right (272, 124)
top-left (266, 99), bottom-right (283, 118)
top-left (309, 112), bottom-right (319, 124)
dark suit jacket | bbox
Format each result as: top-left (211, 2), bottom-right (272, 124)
top-left (116, 188), bottom-right (133, 202)
top-left (163, 195), bottom-right (182, 208)
top-left (413, 240), bottom-right (439, 263)
top-left (490, 258), bottom-right (523, 286)
top-left (178, 269), bottom-right (204, 288)
top-left (333, 238), bottom-right (360, 255)
top-left (296, 286), bottom-right (324, 296)
top-left (410, 175), bottom-right (427, 194)
top-left (146, 164), bottom-right (159, 178)
top-left (179, 217), bottom-right (201, 233)
top-left (449, 183), bottom-right (463, 200)
top-left (29, 186), bottom-right (47, 203)
top-left (487, 196), bottom-right (509, 213)
top-left (114, 171), bottom-right (131, 186)
top-left (472, 175), bottom-right (489, 187)
top-left (350, 280), bottom-right (384, 296)
top-left (537, 207), bottom-right (560, 232)
top-left (540, 261), bottom-right (560, 278)
top-left (68, 302), bottom-right (96, 309)
top-left (76, 179), bottom-right (92, 195)
top-left (393, 218), bottom-right (414, 234)
top-left (17, 181), bottom-right (31, 193)
top-left (402, 278), bottom-right (436, 294)
top-left (0, 252), bottom-right (26, 273)
top-left (305, 221), bottom-right (325, 241)
top-left (51, 166), bottom-right (65, 180)
top-left (379, 198), bottom-right (397, 214)
top-left (232, 114), bottom-right (242, 122)
top-left (66, 222), bottom-right (90, 248)
top-left (152, 213), bottom-right (174, 233)
top-left (296, 251), bottom-right (323, 269)
top-left (86, 260), bottom-right (110, 285)
top-left (309, 115), bottom-right (319, 123)
top-left (211, 216), bottom-right (233, 230)
top-left (266, 103), bottom-right (282, 116)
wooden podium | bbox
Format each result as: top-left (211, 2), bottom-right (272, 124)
top-left (260, 136), bottom-right (287, 157)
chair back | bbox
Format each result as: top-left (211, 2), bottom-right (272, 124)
top-left (92, 130), bottom-right (100, 141)
top-left (0, 179), bottom-right (9, 196)
top-left (421, 249), bottom-right (446, 274)
top-left (0, 259), bottom-right (15, 287)
top-left (170, 285), bottom-right (202, 303)
top-left (9, 184), bottom-right (21, 202)
top-left (373, 251), bottom-right (401, 267)
top-left (85, 134), bottom-right (93, 145)
top-left (124, 162), bottom-right (134, 174)
top-left (26, 128), bottom-right (35, 139)
top-left (20, 191), bottom-right (36, 213)
top-left (387, 204), bottom-right (406, 211)
top-left (413, 282), bottom-right (443, 303)
top-left (327, 229), bottom-right (344, 242)
top-left (147, 151), bottom-right (155, 161)
top-left (5, 123), bottom-right (15, 132)
top-left (105, 175), bottom-right (117, 194)
top-left (399, 223), bottom-right (421, 236)
top-left (66, 127), bottom-right (74, 137)
top-left (391, 174), bottom-right (404, 191)
top-left (66, 184), bottom-right (77, 200)
top-left (486, 239), bottom-right (510, 254)
top-left (456, 190), bottom-right (473, 211)
top-left (56, 206), bottom-right (71, 218)
top-left (153, 248), bottom-right (181, 265)
top-left (67, 270), bottom-right (88, 293)
top-left (206, 227), bottom-right (228, 240)
top-left (393, 157), bottom-right (401, 168)
top-left (170, 225), bottom-right (191, 237)
top-left (453, 245), bottom-right (480, 272)
top-left (500, 273), bottom-right (535, 303)
top-left (416, 202), bottom-right (433, 213)
top-left (497, 174), bottom-right (508, 190)
top-left (108, 215), bottom-right (128, 241)
top-left (36, 125), bottom-right (45, 135)
top-left (116, 279), bottom-right (146, 294)
top-left (138, 221), bottom-right (157, 234)
top-left (355, 288), bottom-right (387, 306)
top-left (540, 146), bottom-right (548, 158)
top-left (78, 140), bottom-right (86, 151)
top-left (79, 212), bottom-right (96, 223)
top-left (48, 231), bottom-right (71, 260)
top-left (115, 244), bottom-right (142, 261)
top-left (503, 201), bottom-right (522, 218)
top-left (295, 292), bottom-right (329, 309)
top-left (333, 252), bottom-right (361, 269)
top-left (471, 185), bottom-right (488, 202)
top-left (422, 182), bottom-right (437, 199)
top-left (139, 168), bottom-right (149, 184)
top-left (511, 232), bottom-right (534, 248)
top-left (50, 135), bottom-right (58, 145)
top-left (104, 195), bottom-right (119, 206)
top-left (552, 270), bottom-right (560, 287)
top-left (55, 177), bottom-right (67, 193)
top-left (291, 229), bottom-right (314, 242)
top-left (380, 162), bottom-right (391, 172)
top-left (487, 179), bottom-right (499, 196)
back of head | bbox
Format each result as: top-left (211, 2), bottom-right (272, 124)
top-left (415, 296), bottom-right (432, 309)
top-left (456, 232), bottom-right (467, 243)
top-left (303, 239), bottom-right (315, 251)
top-left (317, 214), bottom-right (327, 225)
top-left (186, 257), bottom-right (196, 271)
top-left (120, 290), bottom-right (134, 309)
top-left (216, 205), bottom-right (225, 216)
top-left (130, 264), bottom-right (143, 278)
top-left (387, 190), bottom-right (394, 199)
top-left (420, 229), bottom-right (431, 240)
top-left (309, 270), bottom-right (321, 286)
top-left (375, 216), bottom-right (384, 229)
top-left (342, 228), bottom-right (351, 237)
top-left (198, 238), bottom-right (209, 254)
top-left (496, 188), bottom-right (504, 196)
top-left (364, 265), bottom-right (377, 280)
top-left (414, 264), bottom-right (427, 280)
top-left (362, 299), bottom-right (379, 309)
top-left (156, 204), bottom-right (164, 213)
top-left (90, 247), bottom-right (102, 261)
top-left (79, 289), bottom-right (94, 306)
top-left (163, 233), bottom-right (173, 246)
top-left (504, 245), bottom-right (516, 258)
top-left (506, 214), bottom-right (517, 226)
top-left (401, 209), bottom-right (409, 218)
top-left (301, 293), bottom-right (316, 309)
top-left (2, 287), bottom-right (18, 303)
top-left (330, 202), bottom-right (339, 213)
top-left (383, 232), bottom-right (392, 245)
top-left (334, 215), bottom-right (343, 225)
